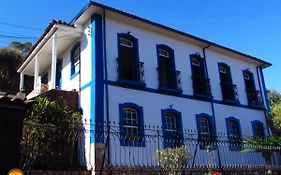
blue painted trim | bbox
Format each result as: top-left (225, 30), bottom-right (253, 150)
top-left (70, 71), bottom-right (80, 80)
top-left (196, 113), bottom-right (217, 149)
top-left (70, 1), bottom-right (271, 67)
top-left (117, 33), bottom-right (141, 82)
top-left (189, 53), bottom-right (211, 96)
top-left (260, 68), bottom-right (270, 110)
top-left (251, 120), bottom-right (265, 137)
top-left (156, 44), bottom-right (177, 90)
top-left (70, 42), bottom-right (81, 78)
top-left (119, 102), bottom-right (145, 147)
top-left (161, 108), bottom-right (183, 148)
top-left (106, 80), bottom-right (264, 111)
top-left (158, 86), bottom-right (182, 95)
top-left (80, 82), bottom-right (92, 91)
top-left (117, 79), bottom-right (146, 89)
top-left (55, 59), bottom-right (62, 90)
top-left (225, 117), bottom-right (242, 151)
top-left (90, 14), bottom-right (104, 143)
top-left (243, 70), bottom-right (256, 90)
top-left (218, 62), bottom-right (233, 83)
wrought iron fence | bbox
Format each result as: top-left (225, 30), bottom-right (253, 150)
top-left (116, 57), bottom-right (145, 84)
top-left (220, 82), bottom-right (239, 103)
top-left (246, 88), bottom-right (263, 107)
top-left (21, 122), bottom-right (281, 174)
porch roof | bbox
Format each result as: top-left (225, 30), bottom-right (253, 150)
top-left (17, 20), bottom-right (82, 75)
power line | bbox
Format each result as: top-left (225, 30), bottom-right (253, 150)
top-left (0, 20), bottom-right (43, 31)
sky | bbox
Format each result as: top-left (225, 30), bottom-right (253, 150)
top-left (0, 0), bottom-right (280, 91)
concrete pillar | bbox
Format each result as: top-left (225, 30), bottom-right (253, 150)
top-left (50, 34), bottom-right (57, 89)
top-left (19, 73), bottom-right (24, 92)
top-left (34, 54), bottom-right (39, 89)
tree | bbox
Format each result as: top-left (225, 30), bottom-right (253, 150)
top-left (8, 41), bottom-right (32, 56)
top-left (268, 90), bottom-right (281, 108)
top-left (0, 41), bottom-right (33, 94)
top-left (20, 97), bottom-right (82, 172)
top-left (267, 90), bottom-right (281, 133)
top-left (0, 48), bottom-right (22, 93)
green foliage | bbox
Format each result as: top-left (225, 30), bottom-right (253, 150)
top-left (272, 104), bottom-right (281, 131)
top-left (21, 97), bottom-right (82, 171)
top-left (8, 41), bottom-right (32, 56)
top-left (242, 136), bottom-right (281, 168)
top-left (268, 90), bottom-right (281, 108)
top-left (0, 48), bottom-right (22, 93)
top-left (156, 147), bottom-right (191, 175)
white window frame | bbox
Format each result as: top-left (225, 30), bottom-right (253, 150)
top-left (120, 38), bottom-right (133, 48)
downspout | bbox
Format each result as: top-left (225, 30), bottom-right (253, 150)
top-left (256, 65), bottom-right (271, 135)
top-left (102, 8), bottom-right (111, 166)
top-left (202, 43), bottom-right (222, 169)
top-left (257, 65), bottom-right (277, 166)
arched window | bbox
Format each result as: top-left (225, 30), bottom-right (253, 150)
top-left (218, 63), bottom-right (238, 103)
top-left (243, 70), bottom-right (259, 106)
top-left (190, 53), bottom-right (211, 96)
top-left (70, 42), bottom-right (80, 77)
top-left (162, 109), bottom-right (183, 148)
top-left (119, 103), bottom-right (144, 147)
top-left (196, 113), bottom-right (216, 149)
top-left (252, 120), bottom-right (265, 138)
top-left (157, 44), bottom-right (181, 93)
top-left (117, 33), bottom-right (145, 86)
top-left (226, 117), bottom-right (242, 150)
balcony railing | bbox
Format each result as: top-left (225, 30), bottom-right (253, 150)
top-left (116, 57), bottom-right (145, 85)
top-left (220, 82), bottom-right (239, 102)
top-left (246, 89), bottom-right (263, 107)
top-left (191, 75), bottom-right (211, 96)
top-left (157, 68), bottom-right (182, 93)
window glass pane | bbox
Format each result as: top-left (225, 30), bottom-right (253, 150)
top-left (165, 113), bottom-right (177, 132)
top-left (158, 48), bottom-right (169, 58)
top-left (71, 43), bottom-right (80, 74)
top-left (120, 38), bottom-right (133, 48)
top-left (192, 57), bottom-right (200, 66)
top-left (219, 66), bottom-right (227, 74)
top-left (229, 120), bottom-right (239, 137)
top-left (200, 118), bottom-right (210, 134)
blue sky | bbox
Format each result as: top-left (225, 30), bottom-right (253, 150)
top-left (0, 0), bottom-right (280, 91)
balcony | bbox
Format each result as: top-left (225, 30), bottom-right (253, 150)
top-left (220, 82), bottom-right (239, 105)
top-left (246, 89), bottom-right (263, 107)
top-left (192, 75), bottom-right (212, 99)
top-left (116, 57), bottom-right (145, 88)
top-left (157, 68), bottom-right (182, 94)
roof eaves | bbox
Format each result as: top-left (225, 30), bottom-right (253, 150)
top-left (77, 1), bottom-right (271, 68)
top-left (17, 20), bottom-right (75, 72)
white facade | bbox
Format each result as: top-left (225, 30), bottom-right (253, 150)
top-left (17, 2), bottom-right (272, 171)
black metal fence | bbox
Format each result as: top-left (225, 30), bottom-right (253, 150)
top-left (19, 121), bottom-right (281, 174)
top-left (76, 122), bottom-right (281, 175)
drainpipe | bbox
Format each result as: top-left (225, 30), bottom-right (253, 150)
top-left (102, 8), bottom-right (111, 166)
top-left (202, 44), bottom-right (223, 169)
top-left (256, 65), bottom-right (271, 135)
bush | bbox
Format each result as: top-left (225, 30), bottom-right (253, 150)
top-left (156, 146), bottom-right (191, 175)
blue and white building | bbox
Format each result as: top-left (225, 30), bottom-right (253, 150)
top-left (17, 1), bottom-right (272, 172)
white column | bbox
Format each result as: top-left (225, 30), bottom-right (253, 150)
top-left (50, 34), bottom-right (57, 89)
top-left (34, 54), bottom-right (39, 89)
top-left (20, 72), bottom-right (24, 92)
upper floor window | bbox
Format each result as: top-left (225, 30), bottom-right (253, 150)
top-left (162, 109), bottom-right (183, 148)
top-left (70, 42), bottom-right (80, 77)
top-left (252, 120), bottom-right (265, 138)
top-left (119, 103), bottom-right (145, 147)
top-left (243, 70), bottom-right (260, 106)
top-left (226, 117), bottom-right (242, 150)
top-left (120, 38), bottom-right (133, 48)
top-left (190, 54), bottom-right (211, 97)
top-left (117, 34), bottom-right (145, 86)
top-left (218, 63), bottom-right (239, 103)
top-left (196, 113), bottom-right (216, 149)
top-left (157, 45), bottom-right (182, 93)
